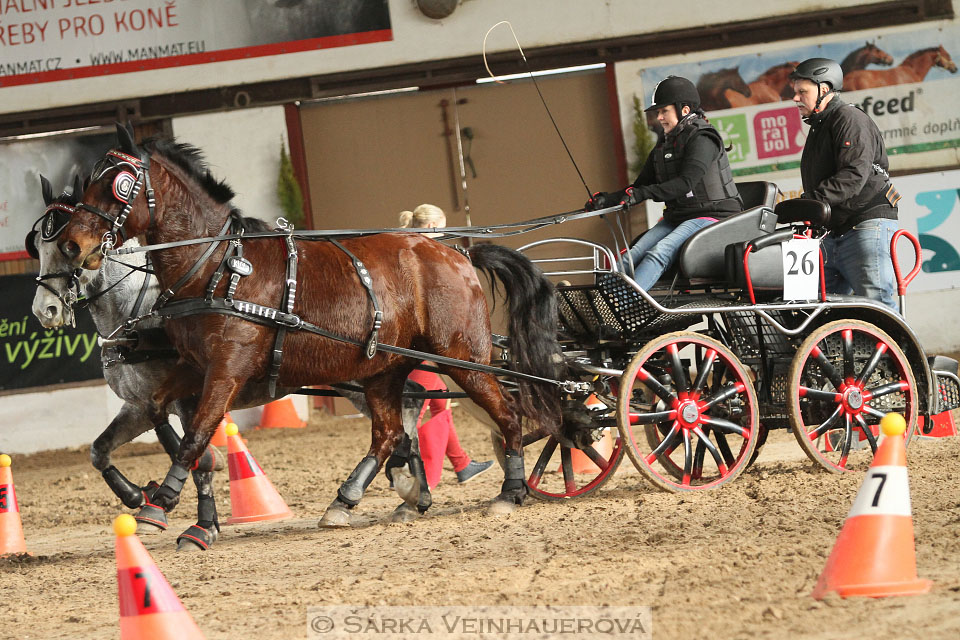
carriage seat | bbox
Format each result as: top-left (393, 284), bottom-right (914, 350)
top-left (674, 181), bottom-right (778, 281)
top-left (724, 199), bottom-right (832, 292)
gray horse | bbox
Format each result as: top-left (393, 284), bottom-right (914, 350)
top-left (28, 177), bottom-right (429, 549)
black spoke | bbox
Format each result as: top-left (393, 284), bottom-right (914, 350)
top-left (692, 438), bottom-right (707, 479)
top-left (839, 413), bottom-right (853, 464)
top-left (560, 447), bottom-right (576, 494)
top-left (700, 383), bottom-right (741, 411)
top-left (629, 409), bottom-right (677, 424)
top-left (682, 429), bottom-right (693, 483)
top-left (854, 414), bottom-right (879, 453)
top-left (810, 405), bottom-right (843, 438)
top-left (810, 347), bottom-right (844, 390)
top-left (648, 423), bottom-right (680, 460)
top-left (842, 329), bottom-right (855, 381)
top-left (636, 367), bottom-right (678, 404)
top-left (712, 429), bottom-right (736, 466)
top-left (865, 380), bottom-right (908, 400)
top-left (529, 437), bottom-right (559, 488)
top-left (701, 415), bottom-right (746, 437)
top-left (667, 343), bottom-right (689, 393)
top-left (692, 427), bottom-right (726, 471)
top-left (855, 343), bottom-right (887, 386)
top-left (521, 426), bottom-right (551, 448)
top-left (799, 386), bottom-right (841, 403)
top-left (581, 442), bottom-right (609, 470)
top-left (862, 405), bottom-right (887, 421)
top-left (692, 348), bottom-right (717, 394)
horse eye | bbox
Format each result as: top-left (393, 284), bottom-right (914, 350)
top-left (61, 240), bottom-right (81, 260)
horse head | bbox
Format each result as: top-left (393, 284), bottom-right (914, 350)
top-left (935, 45), bottom-right (958, 73)
top-left (29, 175), bottom-right (86, 328)
top-left (59, 122), bottom-right (155, 272)
top-left (864, 42), bottom-right (894, 66)
top-left (696, 67), bottom-right (751, 109)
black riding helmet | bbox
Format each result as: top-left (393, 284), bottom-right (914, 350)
top-left (790, 58), bottom-right (843, 114)
top-left (645, 76), bottom-right (700, 113)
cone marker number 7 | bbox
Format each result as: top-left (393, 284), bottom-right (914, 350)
top-left (848, 467), bottom-right (911, 518)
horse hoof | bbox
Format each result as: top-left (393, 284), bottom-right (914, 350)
top-left (135, 503), bottom-right (168, 531)
top-left (392, 468), bottom-right (420, 506)
top-left (318, 502), bottom-right (353, 528)
top-left (176, 524), bottom-right (217, 551)
top-left (486, 499), bottom-right (518, 516)
top-left (390, 502), bottom-right (420, 523)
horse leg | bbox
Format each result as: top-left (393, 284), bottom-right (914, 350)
top-left (441, 367), bottom-right (527, 514)
top-left (91, 403), bottom-right (156, 509)
top-left (385, 380), bottom-right (433, 522)
top-left (148, 363), bottom-right (241, 514)
top-left (319, 370), bottom-right (409, 528)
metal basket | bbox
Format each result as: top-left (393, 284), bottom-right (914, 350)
top-left (935, 370), bottom-right (960, 413)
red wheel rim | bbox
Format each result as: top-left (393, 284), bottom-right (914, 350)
top-left (621, 336), bottom-right (757, 490)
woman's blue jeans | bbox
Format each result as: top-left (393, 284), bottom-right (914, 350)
top-left (620, 217), bottom-right (716, 290)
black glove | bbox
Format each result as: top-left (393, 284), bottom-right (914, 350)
top-left (620, 186), bottom-right (644, 208)
top-left (585, 190), bottom-right (624, 211)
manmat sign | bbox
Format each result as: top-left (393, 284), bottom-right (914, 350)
top-left (634, 25), bottom-right (960, 176)
top-left (0, 0), bottom-right (391, 88)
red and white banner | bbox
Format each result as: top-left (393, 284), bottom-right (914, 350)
top-left (0, 0), bottom-right (392, 88)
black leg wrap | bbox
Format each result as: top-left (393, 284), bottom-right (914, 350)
top-left (135, 503), bottom-right (169, 530)
top-left (337, 455), bottom-right (379, 507)
top-left (193, 447), bottom-right (217, 473)
top-left (177, 494), bottom-right (219, 551)
top-left (406, 454), bottom-right (432, 513)
top-left (500, 450), bottom-right (527, 502)
top-left (102, 465), bottom-right (145, 509)
top-left (154, 422), bottom-right (181, 460)
top-left (385, 433), bottom-right (412, 484)
top-left (152, 463), bottom-right (189, 511)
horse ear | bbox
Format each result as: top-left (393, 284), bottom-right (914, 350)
top-left (116, 121), bottom-right (139, 155)
top-left (40, 174), bottom-right (54, 206)
top-left (72, 174), bottom-right (83, 199)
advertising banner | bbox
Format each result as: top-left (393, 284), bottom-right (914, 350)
top-left (0, 0), bottom-right (392, 89)
top-left (0, 129), bottom-right (115, 259)
top-left (0, 273), bottom-right (103, 392)
top-left (631, 25), bottom-right (960, 176)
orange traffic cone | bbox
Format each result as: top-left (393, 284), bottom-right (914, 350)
top-left (224, 423), bottom-right (293, 524)
top-left (114, 514), bottom-right (205, 639)
top-left (811, 413), bottom-right (932, 599)
top-left (0, 454), bottom-right (28, 556)
top-left (209, 413), bottom-right (232, 447)
top-left (565, 396), bottom-right (613, 474)
top-left (256, 398), bottom-right (305, 429)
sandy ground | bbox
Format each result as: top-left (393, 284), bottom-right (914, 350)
top-left (2, 408), bottom-right (959, 640)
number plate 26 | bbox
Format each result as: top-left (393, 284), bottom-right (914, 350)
top-left (782, 238), bottom-right (820, 301)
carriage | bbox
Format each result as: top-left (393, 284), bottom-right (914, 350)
top-left (29, 127), bottom-right (960, 547)
top-left (506, 180), bottom-right (960, 499)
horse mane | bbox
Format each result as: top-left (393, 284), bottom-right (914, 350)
top-left (229, 208), bottom-right (273, 233)
top-left (904, 46), bottom-right (943, 61)
top-left (142, 137), bottom-right (236, 205)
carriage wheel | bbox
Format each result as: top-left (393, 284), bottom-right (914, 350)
top-left (787, 319), bottom-right (918, 473)
top-left (617, 331), bottom-right (759, 492)
top-left (490, 381), bottom-right (624, 501)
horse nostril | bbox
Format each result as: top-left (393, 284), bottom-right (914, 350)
top-left (61, 240), bottom-right (81, 260)
top-left (45, 305), bottom-right (59, 319)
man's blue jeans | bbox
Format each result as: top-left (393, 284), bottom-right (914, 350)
top-left (821, 218), bottom-right (899, 312)
top-left (621, 217), bottom-right (716, 290)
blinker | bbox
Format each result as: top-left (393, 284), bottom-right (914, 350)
top-left (112, 171), bottom-right (137, 203)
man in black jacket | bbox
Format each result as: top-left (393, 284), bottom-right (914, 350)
top-left (790, 58), bottom-right (901, 311)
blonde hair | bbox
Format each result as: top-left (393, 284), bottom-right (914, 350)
top-left (398, 204), bottom-right (447, 229)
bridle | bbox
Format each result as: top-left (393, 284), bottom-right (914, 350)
top-left (28, 201), bottom-right (83, 316)
top-left (79, 148), bottom-right (156, 255)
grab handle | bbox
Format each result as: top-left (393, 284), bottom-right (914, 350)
top-left (891, 229), bottom-right (921, 315)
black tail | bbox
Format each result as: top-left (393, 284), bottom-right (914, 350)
top-left (468, 243), bottom-right (563, 432)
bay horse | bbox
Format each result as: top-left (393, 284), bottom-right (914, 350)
top-left (28, 177), bottom-right (427, 547)
top-left (728, 62), bottom-right (800, 106)
top-left (696, 67), bottom-right (752, 111)
top-left (844, 45), bottom-right (957, 90)
top-left (840, 42), bottom-right (894, 75)
top-left (57, 124), bottom-right (563, 525)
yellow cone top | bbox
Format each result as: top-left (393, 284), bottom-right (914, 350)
top-left (0, 454), bottom-right (10, 468)
top-left (225, 423), bottom-right (239, 437)
top-left (114, 513), bottom-right (138, 537)
top-left (880, 412), bottom-right (906, 437)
